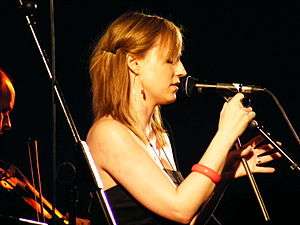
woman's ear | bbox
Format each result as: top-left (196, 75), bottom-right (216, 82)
top-left (127, 54), bottom-right (140, 75)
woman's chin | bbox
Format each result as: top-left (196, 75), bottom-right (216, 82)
top-left (163, 95), bottom-right (177, 105)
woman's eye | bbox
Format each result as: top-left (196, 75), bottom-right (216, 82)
top-left (167, 59), bottom-right (179, 64)
top-left (167, 56), bottom-right (181, 64)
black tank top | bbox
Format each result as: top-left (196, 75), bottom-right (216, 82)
top-left (105, 169), bottom-right (184, 225)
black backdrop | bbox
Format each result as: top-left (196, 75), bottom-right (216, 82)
top-left (1, 1), bottom-right (300, 225)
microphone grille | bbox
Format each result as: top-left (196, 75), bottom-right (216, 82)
top-left (180, 76), bottom-right (198, 97)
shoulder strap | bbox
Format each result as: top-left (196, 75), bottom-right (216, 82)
top-left (163, 120), bottom-right (181, 172)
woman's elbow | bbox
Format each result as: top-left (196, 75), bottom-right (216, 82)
top-left (171, 209), bottom-right (195, 224)
top-left (177, 216), bottom-right (193, 224)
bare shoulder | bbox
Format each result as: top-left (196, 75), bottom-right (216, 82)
top-left (86, 117), bottom-right (149, 181)
top-left (87, 117), bottom-right (127, 140)
top-left (86, 117), bottom-right (137, 155)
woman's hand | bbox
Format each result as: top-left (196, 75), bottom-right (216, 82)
top-left (223, 135), bottom-right (282, 179)
top-left (218, 93), bottom-right (256, 143)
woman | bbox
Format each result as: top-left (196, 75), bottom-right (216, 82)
top-left (86, 11), bottom-right (279, 224)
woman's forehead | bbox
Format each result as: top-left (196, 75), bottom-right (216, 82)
top-left (155, 34), bottom-right (182, 58)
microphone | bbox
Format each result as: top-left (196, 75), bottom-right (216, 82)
top-left (180, 75), bottom-right (266, 97)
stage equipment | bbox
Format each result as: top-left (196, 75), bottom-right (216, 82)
top-left (180, 75), bottom-right (300, 223)
top-left (17, 0), bottom-right (117, 224)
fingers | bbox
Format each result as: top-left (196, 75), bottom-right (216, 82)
top-left (256, 151), bottom-right (282, 165)
top-left (239, 145), bottom-right (254, 157)
top-left (254, 143), bottom-right (283, 156)
top-left (239, 141), bottom-right (283, 159)
top-left (219, 93), bottom-right (256, 137)
top-left (229, 94), bottom-right (254, 116)
top-left (244, 135), bottom-right (282, 149)
top-left (231, 93), bottom-right (256, 122)
top-left (229, 93), bottom-right (252, 111)
top-left (252, 144), bottom-right (274, 155)
top-left (243, 135), bottom-right (265, 148)
top-left (230, 92), bottom-right (244, 103)
top-left (254, 166), bottom-right (275, 174)
top-left (240, 145), bottom-right (282, 164)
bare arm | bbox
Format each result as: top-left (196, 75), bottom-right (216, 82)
top-left (87, 93), bottom-right (255, 224)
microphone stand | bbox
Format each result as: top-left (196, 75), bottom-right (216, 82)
top-left (235, 138), bottom-right (271, 222)
top-left (251, 120), bottom-right (300, 172)
top-left (17, 1), bottom-right (118, 225)
top-left (182, 76), bottom-right (300, 223)
top-left (231, 92), bottom-right (300, 222)
top-left (223, 96), bottom-right (271, 222)
top-left (182, 76), bottom-right (272, 222)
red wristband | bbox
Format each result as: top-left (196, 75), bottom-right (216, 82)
top-left (191, 163), bottom-right (221, 184)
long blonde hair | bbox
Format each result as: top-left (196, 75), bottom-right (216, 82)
top-left (89, 11), bottom-right (183, 147)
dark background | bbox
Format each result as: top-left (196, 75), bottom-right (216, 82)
top-left (1, 1), bottom-right (300, 225)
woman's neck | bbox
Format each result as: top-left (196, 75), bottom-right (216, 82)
top-left (129, 91), bottom-right (153, 133)
top-left (131, 99), bottom-right (155, 134)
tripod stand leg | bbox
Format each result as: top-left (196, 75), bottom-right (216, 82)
top-left (241, 158), bottom-right (270, 221)
top-left (236, 139), bottom-right (271, 222)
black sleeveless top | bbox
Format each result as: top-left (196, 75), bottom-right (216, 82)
top-left (104, 125), bottom-right (224, 225)
top-left (105, 169), bottom-right (184, 225)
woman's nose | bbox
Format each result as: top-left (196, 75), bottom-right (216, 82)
top-left (176, 60), bottom-right (187, 78)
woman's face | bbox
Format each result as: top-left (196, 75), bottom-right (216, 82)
top-left (138, 44), bottom-right (187, 106)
